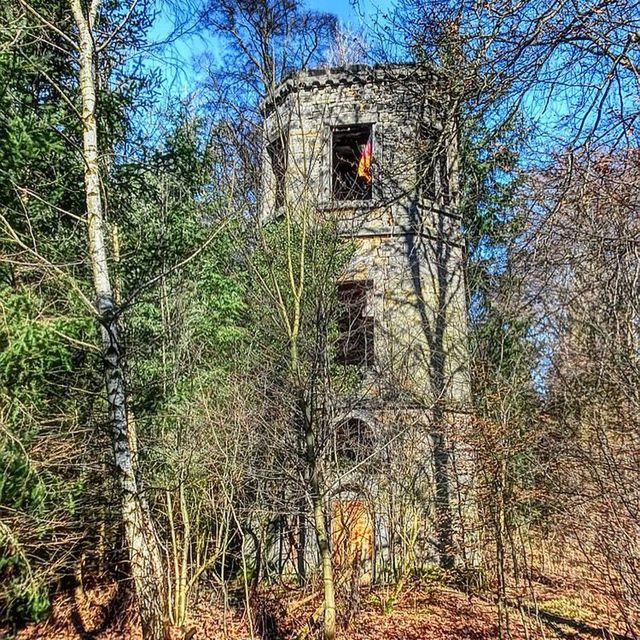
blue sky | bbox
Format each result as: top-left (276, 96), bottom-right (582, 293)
top-left (306, 0), bottom-right (358, 22)
top-left (150, 0), bottom-right (393, 95)
top-left (305, 0), bottom-right (391, 24)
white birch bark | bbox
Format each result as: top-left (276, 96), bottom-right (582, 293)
top-left (68, 1), bottom-right (168, 637)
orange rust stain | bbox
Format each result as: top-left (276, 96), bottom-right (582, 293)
top-left (331, 498), bottom-right (374, 569)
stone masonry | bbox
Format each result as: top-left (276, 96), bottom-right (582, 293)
top-left (262, 63), bottom-right (472, 575)
top-left (263, 64), bottom-right (470, 406)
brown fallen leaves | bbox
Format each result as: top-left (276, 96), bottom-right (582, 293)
top-left (9, 578), bottom-right (625, 640)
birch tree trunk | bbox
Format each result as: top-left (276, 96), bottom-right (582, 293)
top-left (68, 1), bottom-right (168, 638)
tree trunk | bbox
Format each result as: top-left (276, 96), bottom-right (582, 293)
top-left (301, 398), bottom-right (336, 640)
top-left (433, 421), bottom-right (454, 571)
top-left (69, 1), bottom-right (168, 638)
top-left (297, 493), bottom-right (307, 584)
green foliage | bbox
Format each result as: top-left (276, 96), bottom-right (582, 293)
top-left (459, 113), bottom-right (525, 248)
top-left (103, 113), bottom-right (261, 609)
top-left (0, 0), bottom-right (150, 626)
top-left (118, 115), bottom-right (249, 423)
top-left (0, 280), bottom-right (95, 625)
top-left (0, 550), bottom-right (50, 624)
top-left (0, 444), bottom-right (45, 515)
top-left (0, 286), bottom-right (88, 394)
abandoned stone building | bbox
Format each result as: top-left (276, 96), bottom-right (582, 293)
top-left (261, 63), bottom-right (472, 580)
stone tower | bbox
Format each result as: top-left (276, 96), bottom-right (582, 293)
top-left (262, 64), bottom-right (471, 574)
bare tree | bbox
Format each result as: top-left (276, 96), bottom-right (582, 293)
top-left (0, 0), bottom-right (171, 636)
top-left (518, 151), bottom-right (640, 634)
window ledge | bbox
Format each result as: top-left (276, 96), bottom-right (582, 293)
top-left (318, 199), bottom-right (380, 211)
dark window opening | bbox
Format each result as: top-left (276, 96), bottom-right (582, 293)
top-left (332, 125), bottom-right (373, 201)
top-left (418, 126), bottom-right (451, 205)
top-left (335, 418), bottom-right (373, 462)
top-left (336, 280), bottom-right (374, 366)
top-left (267, 135), bottom-right (287, 209)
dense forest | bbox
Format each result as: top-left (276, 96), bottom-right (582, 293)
top-left (1, 0), bottom-right (639, 639)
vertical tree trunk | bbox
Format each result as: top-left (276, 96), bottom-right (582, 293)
top-left (431, 196), bottom-right (456, 571)
top-left (301, 398), bottom-right (336, 640)
top-left (68, 2), bottom-right (168, 638)
top-left (432, 409), bottom-right (454, 571)
top-left (297, 493), bottom-right (307, 584)
top-left (431, 350), bottom-right (454, 570)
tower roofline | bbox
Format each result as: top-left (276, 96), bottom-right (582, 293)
top-left (264, 62), bottom-right (444, 115)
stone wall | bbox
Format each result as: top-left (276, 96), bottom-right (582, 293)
top-left (262, 63), bottom-right (471, 411)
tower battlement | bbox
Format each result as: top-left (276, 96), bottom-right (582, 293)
top-left (264, 63), bottom-right (444, 114)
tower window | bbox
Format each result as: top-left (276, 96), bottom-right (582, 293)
top-left (267, 134), bottom-right (287, 209)
top-left (332, 125), bottom-right (373, 201)
top-left (336, 280), bottom-right (374, 366)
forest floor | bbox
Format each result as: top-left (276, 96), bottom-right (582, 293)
top-left (10, 573), bottom-right (633, 640)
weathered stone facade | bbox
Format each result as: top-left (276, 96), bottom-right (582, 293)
top-left (262, 63), bottom-right (472, 574)
top-left (263, 63), bottom-right (470, 408)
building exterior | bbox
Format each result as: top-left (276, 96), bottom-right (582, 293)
top-left (262, 63), bottom-right (472, 578)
